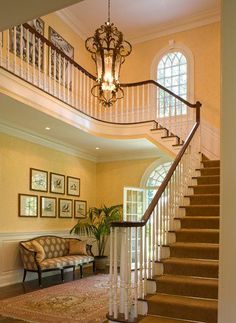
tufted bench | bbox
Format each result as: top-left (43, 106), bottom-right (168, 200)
top-left (19, 235), bottom-right (95, 286)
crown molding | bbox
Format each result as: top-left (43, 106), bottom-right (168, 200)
top-left (130, 8), bottom-right (221, 45)
top-left (56, 7), bottom-right (220, 45)
top-left (97, 151), bottom-right (161, 163)
top-left (0, 122), bottom-right (97, 162)
top-left (0, 122), bottom-right (160, 163)
top-left (56, 10), bottom-right (89, 40)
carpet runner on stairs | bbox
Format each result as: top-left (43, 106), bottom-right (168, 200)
top-left (140, 159), bottom-right (220, 323)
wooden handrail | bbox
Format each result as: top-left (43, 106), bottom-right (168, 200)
top-left (111, 105), bottom-right (200, 228)
top-left (22, 23), bottom-right (201, 110)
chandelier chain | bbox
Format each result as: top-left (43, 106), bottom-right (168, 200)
top-left (108, 0), bottom-right (111, 23)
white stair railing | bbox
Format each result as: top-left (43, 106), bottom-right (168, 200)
top-left (0, 23), bottom-right (200, 143)
top-left (108, 105), bottom-right (201, 322)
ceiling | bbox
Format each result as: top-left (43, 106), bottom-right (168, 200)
top-left (0, 0), bottom-right (83, 32)
top-left (0, 93), bottom-right (161, 162)
top-left (58, 0), bottom-right (221, 43)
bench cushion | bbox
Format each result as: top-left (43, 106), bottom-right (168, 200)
top-left (40, 255), bottom-right (94, 270)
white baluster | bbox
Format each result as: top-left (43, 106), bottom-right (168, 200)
top-left (20, 25), bottom-right (23, 77)
top-left (32, 34), bottom-right (35, 84)
top-left (114, 227), bottom-right (118, 319)
top-left (7, 29), bottom-right (10, 70)
top-left (38, 38), bottom-right (41, 87)
top-left (109, 227), bottom-right (114, 316)
top-left (13, 26), bottom-right (16, 73)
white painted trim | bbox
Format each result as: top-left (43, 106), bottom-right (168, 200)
top-left (130, 9), bottom-right (221, 44)
top-left (150, 42), bottom-right (195, 103)
top-left (0, 121), bottom-right (97, 162)
top-left (140, 156), bottom-right (173, 188)
top-left (57, 7), bottom-right (220, 45)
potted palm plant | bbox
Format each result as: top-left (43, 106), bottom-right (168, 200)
top-left (70, 204), bottom-right (122, 270)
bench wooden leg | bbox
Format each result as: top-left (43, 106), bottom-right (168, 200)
top-left (23, 269), bottom-right (27, 282)
top-left (93, 261), bottom-right (96, 273)
top-left (38, 270), bottom-right (42, 287)
top-left (61, 268), bottom-right (64, 282)
top-left (79, 265), bottom-right (83, 278)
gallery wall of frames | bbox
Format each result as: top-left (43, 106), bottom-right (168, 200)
top-left (18, 168), bottom-right (87, 219)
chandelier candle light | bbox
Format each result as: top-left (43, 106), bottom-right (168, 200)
top-left (85, 0), bottom-right (132, 107)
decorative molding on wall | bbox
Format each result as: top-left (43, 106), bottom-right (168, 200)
top-left (201, 119), bottom-right (220, 160)
top-left (130, 8), bottom-right (221, 44)
top-left (0, 122), bottom-right (97, 162)
top-left (0, 230), bottom-right (96, 287)
top-left (57, 8), bottom-right (220, 45)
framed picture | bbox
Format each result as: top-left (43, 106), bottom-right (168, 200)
top-left (10, 18), bottom-right (44, 68)
top-left (74, 200), bottom-right (87, 219)
top-left (50, 172), bottom-right (65, 194)
top-left (30, 168), bottom-right (48, 192)
top-left (58, 198), bottom-right (73, 218)
top-left (49, 27), bottom-right (74, 88)
top-left (67, 176), bottom-right (80, 196)
top-left (18, 194), bottom-right (38, 217)
top-left (40, 196), bottom-right (57, 218)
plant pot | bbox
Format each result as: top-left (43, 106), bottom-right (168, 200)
top-left (95, 256), bottom-right (108, 271)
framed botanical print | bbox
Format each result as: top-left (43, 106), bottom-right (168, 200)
top-left (40, 196), bottom-right (57, 218)
top-left (67, 176), bottom-right (80, 196)
top-left (30, 168), bottom-right (48, 192)
top-left (50, 172), bottom-right (65, 194)
top-left (18, 194), bottom-right (38, 217)
top-left (10, 18), bottom-right (44, 68)
top-left (49, 27), bottom-right (74, 88)
top-left (58, 198), bottom-right (73, 218)
top-left (74, 200), bottom-right (87, 219)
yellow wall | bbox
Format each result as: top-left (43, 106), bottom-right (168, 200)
top-left (42, 13), bottom-right (95, 75)
top-left (121, 23), bottom-right (221, 129)
top-left (0, 132), bottom-right (158, 232)
top-left (96, 158), bottom-right (157, 206)
top-left (0, 133), bottom-right (96, 232)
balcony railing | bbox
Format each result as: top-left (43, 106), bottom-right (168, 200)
top-left (0, 23), bottom-right (200, 143)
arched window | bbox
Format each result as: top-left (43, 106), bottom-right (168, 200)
top-left (157, 51), bottom-right (188, 117)
top-left (145, 161), bottom-right (172, 204)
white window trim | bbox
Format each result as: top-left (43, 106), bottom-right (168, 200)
top-left (150, 42), bottom-right (195, 102)
top-left (140, 157), bottom-right (173, 188)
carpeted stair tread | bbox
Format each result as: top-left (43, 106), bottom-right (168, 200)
top-left (173, 229), bottom-right (219, 243)
top-left (201, 160), bottom-right (220, 168)
top-left (189, 184), bottom-right (220, 194)
top-left (139, 315), bottom-right (195, 323)
top-left (161, 258), bottom-right (219, 278)
top-left (193, 175), bottom-right (220, 185)
top-left (196, 168), bottom-right (220, 176)
top-left (184, 194), bottom-right (219, 205)
top-left (180, 205), bottom-right (220, 217)
top-left (146, 293), bottom-right (217, 322)
top-left (177, 216), bottom-right (220, 229)
top-left (152, 274), bottom-right (218, 299)
top-left (168, 242), bottom-right (219, 259)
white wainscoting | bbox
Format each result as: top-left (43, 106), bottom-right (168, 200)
top-left (201, 120), bottom-right (220, 160)
top-left (0, 230), bottom-right (97, 287)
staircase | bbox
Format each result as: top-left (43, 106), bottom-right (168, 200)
top-left (140, 159), bottom-right (220, 323)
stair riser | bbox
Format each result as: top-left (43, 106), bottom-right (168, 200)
top-left (186, 195), bottom-right (219, 205)
top-left (170, 246), bottom-right (219, 260)
top-left (182, 206), bottom-right (220, 216)
top-left (147, 299), bottom-right (217, 322)
top-left (192, 186), bottom-right (220, 194)
top-left (199, 168), bottom-right (220, 176)
top-left (163, 262), bottom-right (219, 278)
top-left (202, 160), bottom-right (220, 168)
top-left (196, 176), bottom-right (220, 185)
top-left (180, 217), bottom-right (220, 229)
top-left (175, 232), bottom-right (219, 243)
top-left (156, 280), bottom-right (218, 299)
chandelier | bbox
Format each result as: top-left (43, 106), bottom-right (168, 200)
top-left (85, 0), bottom-right (132, 107)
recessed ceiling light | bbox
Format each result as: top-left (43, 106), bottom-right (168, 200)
top-left (95, 147), bottom-right (100, 150)
top-left (45, 127), bottom-right (51, 130)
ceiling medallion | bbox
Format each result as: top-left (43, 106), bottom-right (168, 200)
top-left (85, 0), bottom-right (132, 107)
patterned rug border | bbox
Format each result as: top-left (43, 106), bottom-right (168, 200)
top-left (0, 274), bottom-right (110, 323)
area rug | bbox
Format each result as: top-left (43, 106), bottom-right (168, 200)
top-left (0, 275), bottom-right (110, 323)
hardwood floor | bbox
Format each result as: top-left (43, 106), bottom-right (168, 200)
top-left (0, 265), bottom-right (95, 322)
